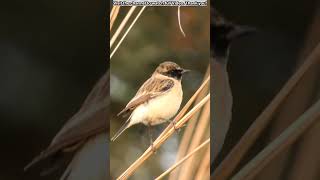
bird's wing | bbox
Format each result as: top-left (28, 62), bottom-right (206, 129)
top-left (60, 133), bottom-right (108, 180)
top-left (25, 71), bottom-right (109, 171)
top-left (117, 77), bottom-right (174, 117)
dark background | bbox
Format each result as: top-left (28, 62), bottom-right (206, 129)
top-left (0, 0), bottom-right (107, 179)
top-left (214, 0), bottom-right (320, 179)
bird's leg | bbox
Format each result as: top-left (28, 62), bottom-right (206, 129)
top-left (147, 124), bottom-right (156, 153)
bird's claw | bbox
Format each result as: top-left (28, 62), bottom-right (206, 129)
top-left (170, 120), bottom-right (181, 132)
top-left (150, 143), bottom-right (157, 154)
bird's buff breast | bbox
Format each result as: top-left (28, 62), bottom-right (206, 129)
top-left (130, 84), bottom-right (183, 126)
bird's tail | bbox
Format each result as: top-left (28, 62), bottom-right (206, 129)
top-left (111, 120), bottom-right (130, 141)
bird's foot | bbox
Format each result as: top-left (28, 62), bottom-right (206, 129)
top-left (150, 143), bottom-right (157, 154)
top-left (169, 120), bottom-right (180, 132)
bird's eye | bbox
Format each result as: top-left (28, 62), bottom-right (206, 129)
top-left (165, 69), bottom-right (172, 74)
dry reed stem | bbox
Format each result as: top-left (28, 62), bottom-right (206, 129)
top-left (110, 6), bottom-right (146, 59)
top-left (213, 43), bottom-right (320, 180)
top-left (110, 6), bottom-right (136, 48)
top-left (232, 98), bottom-right (320, 180)
top-left (169, 65), bottom-right (210, 180)
top-left (255, 9), bottom-right (320, 180)
top-left (155, 138), bottom-right (210, 180)
top-left (286, 8), bottom-right (320, 179)
top-left (195, 145), bottom-right (211, 180)
top-left (288, 117), bottom-right (320, 180)
top-left (178, 100), bottom-right (210, 180)
top-left (117, 94), bottom-right (210, 180)
top-left (110, 6), bottom-right (120, 31)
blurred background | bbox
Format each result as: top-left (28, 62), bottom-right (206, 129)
top-left (110, 6), bottom-right (210, 179)
top-left (0, 0), bottom-right (106, 179)
top-left (214, 0), bottom-right (320, 179)
top-left (1, 0), bottom-right (320, 179)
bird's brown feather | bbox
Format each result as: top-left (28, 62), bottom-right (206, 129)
top-left (117, 78), bottom-right (174, 117)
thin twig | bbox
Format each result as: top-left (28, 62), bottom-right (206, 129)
top-left (110, 6), bottom-right (136, 48)
top-left (213, 43), bottom-right (320, 180)
top-left (110, 6), bottom-right (146, 59)
top-left (117, 94), bottom-right (210, 180)
top-left (155, 138), bottom-right (210, 180)
top-left (232, 99), bottom-right (320, 180)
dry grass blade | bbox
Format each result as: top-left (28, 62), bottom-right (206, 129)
top-left (178, 100), bottom-right (210, 180)
top-left (232, 98), bottom-right (320, 180)
top-left (110, 6), bottom-right (136, 48)
top-left (194, 145), bottom-right (210, 180)
top-left (117, 94), bottom-right (210, 180)
top-left (155, 138), bottom-right (210, 180)
top-left (110, 6), bottom-right (146, 59)
top-left (213, 43), bottom-right (320, 180)
top-left (110, 6), bottom-right (120, 30)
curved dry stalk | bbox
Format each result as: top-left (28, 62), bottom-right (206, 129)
top-left (110, 6), bottom-right (120, 30)
top-left (110, 6), bottom-right (136, 48)
top-left (110, 6), bottom-right (146, 59)
top-left (155, 138), bottom-right (210, 180)
top-left (177, 6), bottom-right (186, 37)
top-left (232, 98), bottom-right (320, 180)
top-left (117, 94), bottom-right (210, 180)
top-left (213, 43), bottom-right (320, 180)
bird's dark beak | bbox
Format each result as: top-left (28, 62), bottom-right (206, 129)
top-left (227, 25), bottom-right (256, 40)
top-left (181, 69), bottom-right (191, 74)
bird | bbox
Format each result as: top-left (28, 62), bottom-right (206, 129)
top-left (24, 71), bottom-right (109, 180)
top-left (111, 61), bottom-right (189, 148)
top-left (210, 8), bottom-right (256, 166)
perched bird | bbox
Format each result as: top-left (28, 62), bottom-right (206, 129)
top-left (211, 8), bottom-right (255, 165)
top-left (24, 72), bottom-right (109, 180)
top-left (111, 61), bottom-right (189, 147)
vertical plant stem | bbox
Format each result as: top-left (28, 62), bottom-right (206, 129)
top-left (178, 100), bottom-right (210, 180)
top-left (195, 145), bottom-right (211, 180)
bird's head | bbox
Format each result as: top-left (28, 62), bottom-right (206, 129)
top-left (211, 8), bottom-right (256, 57)
top-left (155, 61), bottom-right (190, 80)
